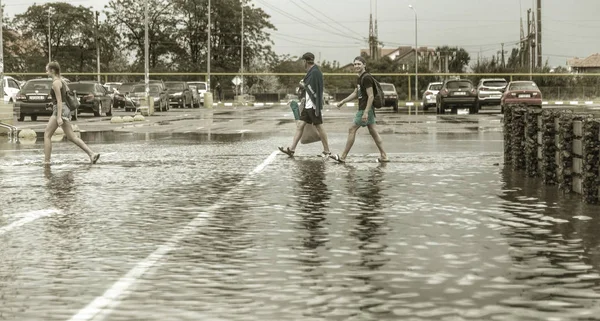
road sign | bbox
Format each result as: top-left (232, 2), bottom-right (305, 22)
top-left (232, 76), bottom-right (242, 86)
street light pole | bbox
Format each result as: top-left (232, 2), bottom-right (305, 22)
top-left (0, 0), bottom-right (4, 87)
top-left (409, 4), bottom-right (418, 102)
top-left (240, 2), bottom-right (244, 97)
top-left (48, 7), bottom-right (51, 63)
top-left (95, 11), bottom-right (100, 83)
top-left (207, 0), bottom-right (211, 90)
top-left (144, 0), bottom-right (149, 108)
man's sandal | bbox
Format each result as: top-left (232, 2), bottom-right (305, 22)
top-left (278, 146), bottom-right (295, 157)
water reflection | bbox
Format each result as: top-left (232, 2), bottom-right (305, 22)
top-left (293, 160), bottom-right (330, 253)
top-left (347, 163), bottom-right (389, 271)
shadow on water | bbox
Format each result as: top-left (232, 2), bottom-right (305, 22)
top-left (498, 167), bottom-right (600, 310)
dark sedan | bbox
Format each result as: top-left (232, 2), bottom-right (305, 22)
top-left (436, 79), bottom-right (477, 114)
top-left (69, 82), bottom-right (113, 117)
top-left (14, 79), bottom-right (78, 121)
top-left (164, 81), bottom-right (193, 108)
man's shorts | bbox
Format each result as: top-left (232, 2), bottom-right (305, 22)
top-left (300, 108), bottom-right (323, 125)
top-left (354, 109), bottom-right (376, 127)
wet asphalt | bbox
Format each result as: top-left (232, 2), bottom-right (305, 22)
top-left (1, 105), bottom-right (600, 321)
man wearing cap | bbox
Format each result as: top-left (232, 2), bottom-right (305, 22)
top-left (279, 52), bottom-right (331, 157)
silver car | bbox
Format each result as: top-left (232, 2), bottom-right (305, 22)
top-left (422, 82), bottom-right (442, 111)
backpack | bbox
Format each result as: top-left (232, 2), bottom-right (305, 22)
top-left (360, 73), bottom-right (385, 109)
top-left (61, 80), bottom-right (80, 111)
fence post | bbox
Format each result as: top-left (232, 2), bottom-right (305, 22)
top-left (407, 75), bottom-right (412, 102)
top-left (504, 104), bottom-right (513, 164)
top-left (557, 111), bottom-right (574, 193)
top-left (541, 110), bottom-right (559, 185)
top-left (572, 120), bottom-right (584, 194)
top-left (511, 106), bottom-right (527, 170)
top-left (581, 119), bottom-right (600, 203)
top-left (525, 107), bottom-right (542, 177)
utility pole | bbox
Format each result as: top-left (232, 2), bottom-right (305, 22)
top-left (409, 4), bottom-right (418, 101)
top-left (241, 1), bottom-right (244, 96)
top-left (48, 7), bottom-right (51, 63)
top-left (95, 11), bottom-right (100, 83)
top-left (536, 0), bottom-right (542, 68)
top-left (0, 1), bottom-right (4, 87)
top-left (501, 43), bottom-right (505, 68)
top-left (531, 10), bottom-right (536, 73)
top-left (527, 9), bottom-right (532, 79)
top-left (207, 0), bottom-right (211, 90)
top-left (144, 0), bottom-right (149, 106)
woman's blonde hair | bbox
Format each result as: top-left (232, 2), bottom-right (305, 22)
top-left (47, 61), bottom-right (61, 75)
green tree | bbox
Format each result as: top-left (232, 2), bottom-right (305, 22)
top-left (105, 0), bottom-right (178, 70)
top-left (272, 54), bottom-right (304, 92)
top-left (13, 2), bottom-right (98, 73)
top-left (436, 46), bottom-right (471, 73)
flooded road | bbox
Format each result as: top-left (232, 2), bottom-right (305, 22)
top-left (1, 131), bottom-right (600, 321)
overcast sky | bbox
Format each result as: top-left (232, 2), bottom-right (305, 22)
top-left (3, 0), bottom-right (598, 68)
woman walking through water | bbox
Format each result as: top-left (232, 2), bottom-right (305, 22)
top-left (44, 61), bottom-right (100, 164)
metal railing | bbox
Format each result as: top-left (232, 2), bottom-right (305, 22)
top-left (0, 121), bottom-right (18, 142)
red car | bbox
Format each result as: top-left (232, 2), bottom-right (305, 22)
top-left (501, 81), bottom-right (542, 113)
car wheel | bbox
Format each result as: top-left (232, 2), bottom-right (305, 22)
top-left (18, 114), bottom-right (25, 122)
top-left (71, 109), bottom-right (78, 121)
top-left (107, 102), bottom-right (113, 116)
top-left (393, 102), bottom-right (398, 113)
top-left (438, 102), bottom-right (445, 114)
top-left (31, 115), bottom-right (38, 121)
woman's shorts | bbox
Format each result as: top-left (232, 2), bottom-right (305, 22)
top-left (52, 103), bottom-right (71, 121)
top-left (353, 109), bottom-right (376, 127)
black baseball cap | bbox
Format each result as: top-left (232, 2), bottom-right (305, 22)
top-left (301, 52), bottom-right (315, 61)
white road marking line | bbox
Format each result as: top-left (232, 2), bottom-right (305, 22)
top-left (68, 150), bottom-right (279, 321)
top-left (585, 101), bottom-right (594, 105)
top-left (0, 209), bottom-right (61, 236)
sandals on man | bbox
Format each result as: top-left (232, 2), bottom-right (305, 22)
top-left (376, 157), bottom-right (390, 163)
top-left (329, 154), bottom-right (345, 163)
top-left (320, 151), bottom-right (331, 158)
top-left (278, 146), bottom-right (295, 157)
top-left (90, 153), bottom-right (101, 164)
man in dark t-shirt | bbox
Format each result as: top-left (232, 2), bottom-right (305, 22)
top-left (330, 56), bottom-right (389, 163)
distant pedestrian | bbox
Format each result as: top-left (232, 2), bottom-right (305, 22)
top-left (44, 61), bottom-right (100, 164)
top-left (215, 82), bottom-right (222, 102)
top-left (278, 52), bottom-right (331, 157)
top-left (330, 56), bottom-right (388, 163)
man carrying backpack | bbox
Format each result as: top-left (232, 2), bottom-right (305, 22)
top-left (330, 56), bottom-right (389, 163)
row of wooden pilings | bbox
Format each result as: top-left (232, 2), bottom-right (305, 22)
top-left (504, 105), bottom-right (600, 204)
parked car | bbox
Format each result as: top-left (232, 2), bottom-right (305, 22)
top-left (69, 82), bottom-right (113, 117)
top-left (164, 81), bottom-right (193, 108)
top-left (379, 82), bottom-right (398, 112)
top-left (14, 79), bottom-right (54, 122)
top-left (130, 84), bottom-right (169, 111)
top-left (113, 82), bottom-right (138, 110)
top-left (187, 81), bottom-right (208, 105)
top-left (500, 81), bottom-right (543, 113)
top-left (475, 78), bottom-right (508, 113)
top-left (3, 76), bottom-right (21, 103)
top-left (436, 79), bottom-right (477, 114)
top-left (421, 82), bottom-right (442, 111)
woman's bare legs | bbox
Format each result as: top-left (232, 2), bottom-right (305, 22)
top-left (43, 116), bottom-right (59, 163)
top-left (61, 120), bottom-right (98, 162)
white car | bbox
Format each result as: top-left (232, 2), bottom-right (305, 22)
top-left (188, 81), bottom-right (209, 105)
top-left (476, 78), bottom-right (508, 112)
top-left (3, 76), bottom-right (21, 103)
top-left (422, 82), bottom-right (442, 111)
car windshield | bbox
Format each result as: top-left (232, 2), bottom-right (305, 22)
top-left (510, 82), bottom-right (538, 91)
top-left (69, 83), bottom-right (96, 92)
top-left (119, 84), bottom-right (136, 93)
top-left (165, 83), bottom-right (184, 90)
top-left (429, 84), bottom-right (442, 91)
top-left (483, 80), bottom-right (507, 87)
top-left (446, 81), bottom-right (472, 90)
top-left (190, 83), bottom-right (207, 90)
top-left (380, 84), bottom-right (396, 92)
top-left (22, 81), bottom-right (53, 91)
top-left (132, 85), bottom-right (160, 93)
